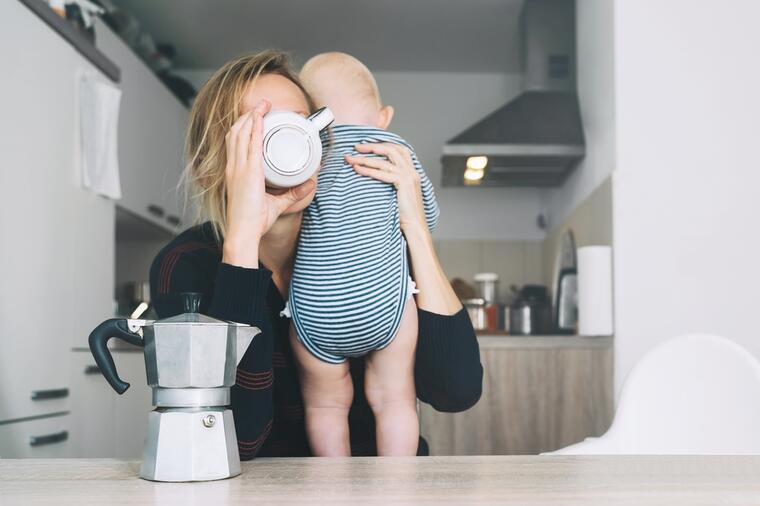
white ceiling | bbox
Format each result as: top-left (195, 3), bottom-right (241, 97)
top-left (113, 0), bottom-right (525, 72)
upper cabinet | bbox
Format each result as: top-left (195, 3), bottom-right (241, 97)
top-left (94, 20), bottom-right (190, 233)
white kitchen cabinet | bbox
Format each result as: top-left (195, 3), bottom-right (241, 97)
top-left (0, 414), bottom-right (71, 458)
top-left (68, 351), bottom-right (117, 457)
top-left (0, 0), bottom-right (114, 422)
top-left (69, 350), bottom-right (151, 459)
top-left (113, 351), bottom-right (152, 458)
top-left (94, 20), bottom-right (190, 234)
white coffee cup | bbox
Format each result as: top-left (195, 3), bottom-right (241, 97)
top-left (262, 107), bottom-right (334, 188)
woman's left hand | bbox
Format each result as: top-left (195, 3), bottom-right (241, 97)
top-left (347, 142), bottom-right (461, 315)
top-left (345, 143), bottom-right (427, 234)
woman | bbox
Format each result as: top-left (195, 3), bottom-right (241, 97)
top-left (150, 50), bottom-right (482, 458)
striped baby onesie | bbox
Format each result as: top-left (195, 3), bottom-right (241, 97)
top-left (287, 125), bottom-right (439, 363)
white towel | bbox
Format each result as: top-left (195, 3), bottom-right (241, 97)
top-left (80, 73), bottom-right (122, 199)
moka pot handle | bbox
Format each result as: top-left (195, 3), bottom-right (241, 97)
top-left (88, 318), bottom-right (144, 394)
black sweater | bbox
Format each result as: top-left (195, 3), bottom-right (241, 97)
top-left (149, 223), bottom-right (483, 458)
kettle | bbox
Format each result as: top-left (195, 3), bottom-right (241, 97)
top-left (262, 106), bottom-right (334, 188)
top-left (88, 293), bottom-right (261, 482)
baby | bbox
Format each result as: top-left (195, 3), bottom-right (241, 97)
top-left (285, 52), bottom-right (438, 456)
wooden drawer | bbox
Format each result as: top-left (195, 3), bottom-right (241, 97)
top-left (0, 414), bottom-right (71, 458)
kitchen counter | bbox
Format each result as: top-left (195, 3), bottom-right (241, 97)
top-left (476, 333), bottom-right (613, 349)
top-left (72, 336), bottom-right (615, 353)
top-left (1, 456), bottom-right (759, 505)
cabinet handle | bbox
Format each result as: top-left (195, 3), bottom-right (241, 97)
top-left (29, 430), bottom-right (69, 447)
top-left (84, 365), bottom-right (101, 375)
top-left (30, 388), bottom-right (69, 401)
top-left (166, 215), bottom-right (181, 227)
top-left (147, 204), bottom-right (165, 218)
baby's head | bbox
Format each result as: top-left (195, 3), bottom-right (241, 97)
top-left (300, 52), bottom-right (394, 129)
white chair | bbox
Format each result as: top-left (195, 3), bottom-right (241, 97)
top-left (549, 334), bottom-right (760, 455)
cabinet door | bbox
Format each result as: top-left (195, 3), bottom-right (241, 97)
top-left (68, 351), bottom-right (116, 457)
top-left (69, 351), bottom-right (151, 458)
top-left (0, 414), bottom-right (71, 458)
top-left (94, 20), bottom-right (189, 234)
top-left (158, 104), bottom-right (191, 231)
top-left (418, 343), bottom-right (614, 455)
top-left (0, 0), bottom-right (114, 421)
top-left (113, 352), bottom-right (152, 459)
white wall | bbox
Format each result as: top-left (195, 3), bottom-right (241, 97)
top-left (544, 0), bottom-right (615, 230)
top-left (176, 69), bottom-right (547, 241)
top-left (612, 0), bottom-right (760, 393)
top-left (173, 69), bottom-right (213, 90)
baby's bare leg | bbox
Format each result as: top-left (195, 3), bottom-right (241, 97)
top-left (364, 297), bottom-right (419, 456)
top-left (289, 325), bottom-right (354, 456)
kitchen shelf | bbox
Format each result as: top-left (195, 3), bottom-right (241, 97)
top-left (19, 0), bottom-right (120, 83)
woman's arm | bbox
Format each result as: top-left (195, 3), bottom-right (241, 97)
top-left (222, 99), bottom-right (315, 268)
top-left (347, 143), bottom-right (483, 411)
top-left (404, 222), bottom-right (483, 412)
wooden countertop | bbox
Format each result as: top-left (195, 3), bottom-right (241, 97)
top-left (477, 334), bottom-right (613, 349)
top-left (2, 456), bottom-right (759, 505)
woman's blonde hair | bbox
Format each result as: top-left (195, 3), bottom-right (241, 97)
top-left (183, 50), bottom-right (315, 240)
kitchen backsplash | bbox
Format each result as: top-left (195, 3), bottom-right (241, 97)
top-left (434, 239), bottom-right (545, 304)
top-left (436, 175), bottom-right (613, 306)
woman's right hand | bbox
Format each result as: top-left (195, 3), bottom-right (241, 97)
top-left (222, 99), bottom-right (315, 268)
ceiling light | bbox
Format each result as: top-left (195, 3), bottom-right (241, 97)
top-left (466, 156), bottom-right (488, 170)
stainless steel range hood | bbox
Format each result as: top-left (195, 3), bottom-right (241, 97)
top-left (442, 0), bottom-right (584, 187)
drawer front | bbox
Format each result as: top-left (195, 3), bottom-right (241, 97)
top-left (0, 376), bottom-right (71, 423)
top-left (0, 414), bottom-right (71, 458)
top-left (0, 297), bottom-right (74, 422)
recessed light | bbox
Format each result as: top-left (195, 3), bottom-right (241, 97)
top-left (464, 167), bottom-right (484, 184)
top-left (466, 156), bottom-right (488, 170)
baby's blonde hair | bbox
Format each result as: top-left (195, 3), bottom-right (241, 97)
top-left (183, 50), bottom-right (315, 239)
top-left (300, 52), bottom-right (382, 110)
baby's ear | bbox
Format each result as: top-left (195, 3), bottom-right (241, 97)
top-left (377, 105), bottom-right (394, 130)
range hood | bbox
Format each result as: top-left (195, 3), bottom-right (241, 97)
top-left (442, 0), bottom-right (585, 187)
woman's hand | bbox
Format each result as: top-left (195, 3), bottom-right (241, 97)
top-left (346, 142), bottom-right (462, 315)
top-left (223, 99), bottom-right (315, 268)
top-left (346, 143), bottom-right (428, 235)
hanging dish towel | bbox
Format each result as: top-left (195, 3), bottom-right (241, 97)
top-left (80, 72), bottom-right (122, 199)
